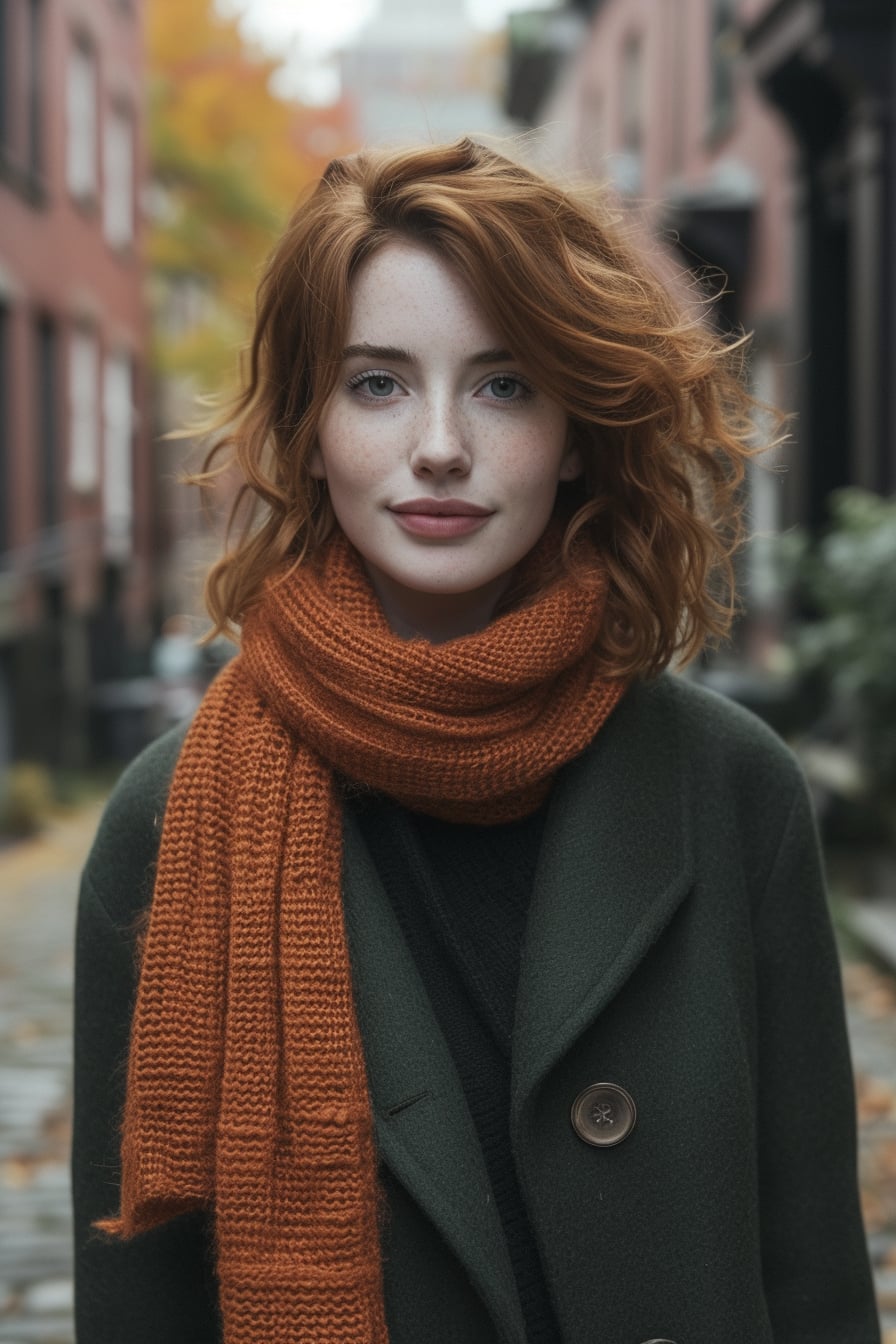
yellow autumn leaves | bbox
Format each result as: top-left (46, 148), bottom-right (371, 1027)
top-left (148, 0), bottom-right (349, 391)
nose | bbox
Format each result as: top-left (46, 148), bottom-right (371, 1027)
top-left (409, 401), bottom-right (472, 478)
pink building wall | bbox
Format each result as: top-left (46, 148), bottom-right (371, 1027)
top-left (0, 0), bottom-right (151, 766)
top-left (0, 0), bottom-right (151, 631)
top-left (564, 0), bottom-right (795, 338)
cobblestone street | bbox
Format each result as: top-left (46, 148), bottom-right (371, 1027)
top-left (0, 805), bottom-right (102, 1344)
top-left (1, 802), bottom-right (895, 1341)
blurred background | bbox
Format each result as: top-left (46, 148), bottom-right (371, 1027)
top-left (0, 0), bottom-right (895, 1339)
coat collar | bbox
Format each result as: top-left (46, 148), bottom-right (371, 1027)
top-left (341, 675), bottom-right (693, 1342)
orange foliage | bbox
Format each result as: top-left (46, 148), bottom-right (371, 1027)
top-left (147, 0), bottom-right (355, 390)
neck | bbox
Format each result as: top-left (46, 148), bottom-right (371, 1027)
top-left (365, 567), bottom-right (513, 644)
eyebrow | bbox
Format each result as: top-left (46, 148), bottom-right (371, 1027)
top-left (340, 342), bottom-right (516, 366)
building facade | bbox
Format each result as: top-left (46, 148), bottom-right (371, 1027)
top-left (743, 0), bottom-right (896, 525)
top-left (340, 0), bottom-right (513, 147)
top-left (0, 0), bottom-right (151, 772)
top-left (506, 0), bottom-right (895, 648)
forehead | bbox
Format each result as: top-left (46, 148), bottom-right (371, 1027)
top-left (345, 239), bottom-right (500, 350)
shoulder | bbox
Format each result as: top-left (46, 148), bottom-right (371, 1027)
top-left (619, 671), bottom-right (804, 794)
top-left (604, 673), bottom-right (812, 882)
top-left (80, 720), bottom-right (189, 926)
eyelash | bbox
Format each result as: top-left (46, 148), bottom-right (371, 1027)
top-left (345, 370), bottom-right (399, 398)
top-left (344, 370), bottom-right (536, 403)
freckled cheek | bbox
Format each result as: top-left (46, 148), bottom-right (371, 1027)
top-left (345, 409), bottom-right (408, 466)
top-left (491, 428), bottom-right (564, 491)
top-left (321, 416), bottom-right (395, 491)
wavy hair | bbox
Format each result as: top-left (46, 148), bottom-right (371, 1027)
top-left (192, 138), bottom-right (777, 678)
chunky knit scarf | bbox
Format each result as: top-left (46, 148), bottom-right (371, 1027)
top-left (98, 529), bottom-right (625, 1343)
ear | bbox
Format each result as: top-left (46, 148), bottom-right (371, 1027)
top-left (558, 441), bottom-right (583, 482)
top-left (308, 443), bottom-right (327, 480)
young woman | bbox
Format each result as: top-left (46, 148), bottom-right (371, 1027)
top-left (72, 139), bottom-right (880, 1344)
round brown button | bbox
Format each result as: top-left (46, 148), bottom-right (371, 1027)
top-left (570, 1082), bottom-right (637, 1147)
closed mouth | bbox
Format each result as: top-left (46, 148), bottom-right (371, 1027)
top-left (390, 499), bottom-right (493, 517)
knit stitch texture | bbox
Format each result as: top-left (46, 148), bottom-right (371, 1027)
top-left (97, 529), bottom-right (625, 1343)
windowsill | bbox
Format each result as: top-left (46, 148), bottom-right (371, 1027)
top-left (68, 480), bottom-right (101, 497)
top-left (68, 189), bottom-right (100, 217)
top-left (105, 236), bottom-right (137, 262)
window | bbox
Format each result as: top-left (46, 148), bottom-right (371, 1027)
top-left (0, 0), bottom-right (9, 158)
top-left (709, 0), bottom-right (739, 138)
top-left (66, 38), bottom-right (97, 199)
top-left (102, 352), bottom-right (133, 557)
top-left (35, 315), bottom-right (59, 528)
top-left (26, 0), bottom-right (42, 177)
top-left (1, 0), bottom-right (44, 189)
top-left (621, 35), bottom-right (643, 155)
top-left (668, 0), bottom-right (688, 176)
top-left (0, 305), bottom-right (8, 559)
top-left (69, 326), bottom-right (99, 491)
top-left (614, 34), bottom-right (643, 194)
top-left (104, 105), bottom-right (134, 246)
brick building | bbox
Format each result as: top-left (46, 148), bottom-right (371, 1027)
top-left (507, 0), bottom-right (895, 637)
top-left (0, 0), bottom-right (151, 773)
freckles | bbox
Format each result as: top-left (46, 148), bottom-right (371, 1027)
top-left (343, 447), bottom-right (381, 483)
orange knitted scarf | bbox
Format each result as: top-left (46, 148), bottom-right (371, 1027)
top-left (99, 529), bottom-right (625, 1343)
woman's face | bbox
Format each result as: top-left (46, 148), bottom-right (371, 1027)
top-left (311, 239), bottom-right (579, 642)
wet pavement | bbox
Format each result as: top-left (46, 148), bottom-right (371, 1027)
top-left (0, 801), bottom-right (894, 1342)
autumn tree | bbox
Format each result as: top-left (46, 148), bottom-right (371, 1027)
top-left (147, 0), bottom-right (343, 391)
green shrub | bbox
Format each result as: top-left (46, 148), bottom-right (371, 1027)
top-left (789, 489), bottom-right (896, 812)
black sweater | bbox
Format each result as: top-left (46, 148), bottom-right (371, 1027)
top-left (352, 792), bottom-right (562, 1343)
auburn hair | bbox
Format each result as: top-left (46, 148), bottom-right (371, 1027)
top-left (192, 137), bottom-right (775, 679)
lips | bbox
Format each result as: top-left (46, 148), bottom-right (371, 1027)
top-left (388, 499), bottom-right (494, 538)
top-left (390, 498), bottom-right (493, 517)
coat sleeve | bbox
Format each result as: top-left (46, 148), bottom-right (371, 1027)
top-left (753, 777), bottom-right (880, 1344)
top-left (71, 736), bottom-right (222, 1343)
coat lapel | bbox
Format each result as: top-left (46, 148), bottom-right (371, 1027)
top-left (341, 676), bottom-right (693, 1339)
top-left (341, 808), bottom-right (527, 1344)
top-left (511, 677), bottom-right (694, 1130)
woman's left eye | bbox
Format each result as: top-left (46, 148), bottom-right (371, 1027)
top-left (481, 375), bottom-right (533, 401)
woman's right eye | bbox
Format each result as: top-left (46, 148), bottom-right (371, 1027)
top-left (347, 372), bottom-right (398, 398)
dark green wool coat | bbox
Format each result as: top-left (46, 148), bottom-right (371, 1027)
top-left (72, 674), bottom-right (880, 1344)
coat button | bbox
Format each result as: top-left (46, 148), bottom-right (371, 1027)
top-left (570, 1082), bottom-right (637, 1147)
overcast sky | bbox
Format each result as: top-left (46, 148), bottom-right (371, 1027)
top-left (221, 0), bottom-right (556, 102)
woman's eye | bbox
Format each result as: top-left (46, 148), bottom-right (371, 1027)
top-left (347, 372), bottom-right (399, 398)
top-left (483, 376), bottom-right (532, 401)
